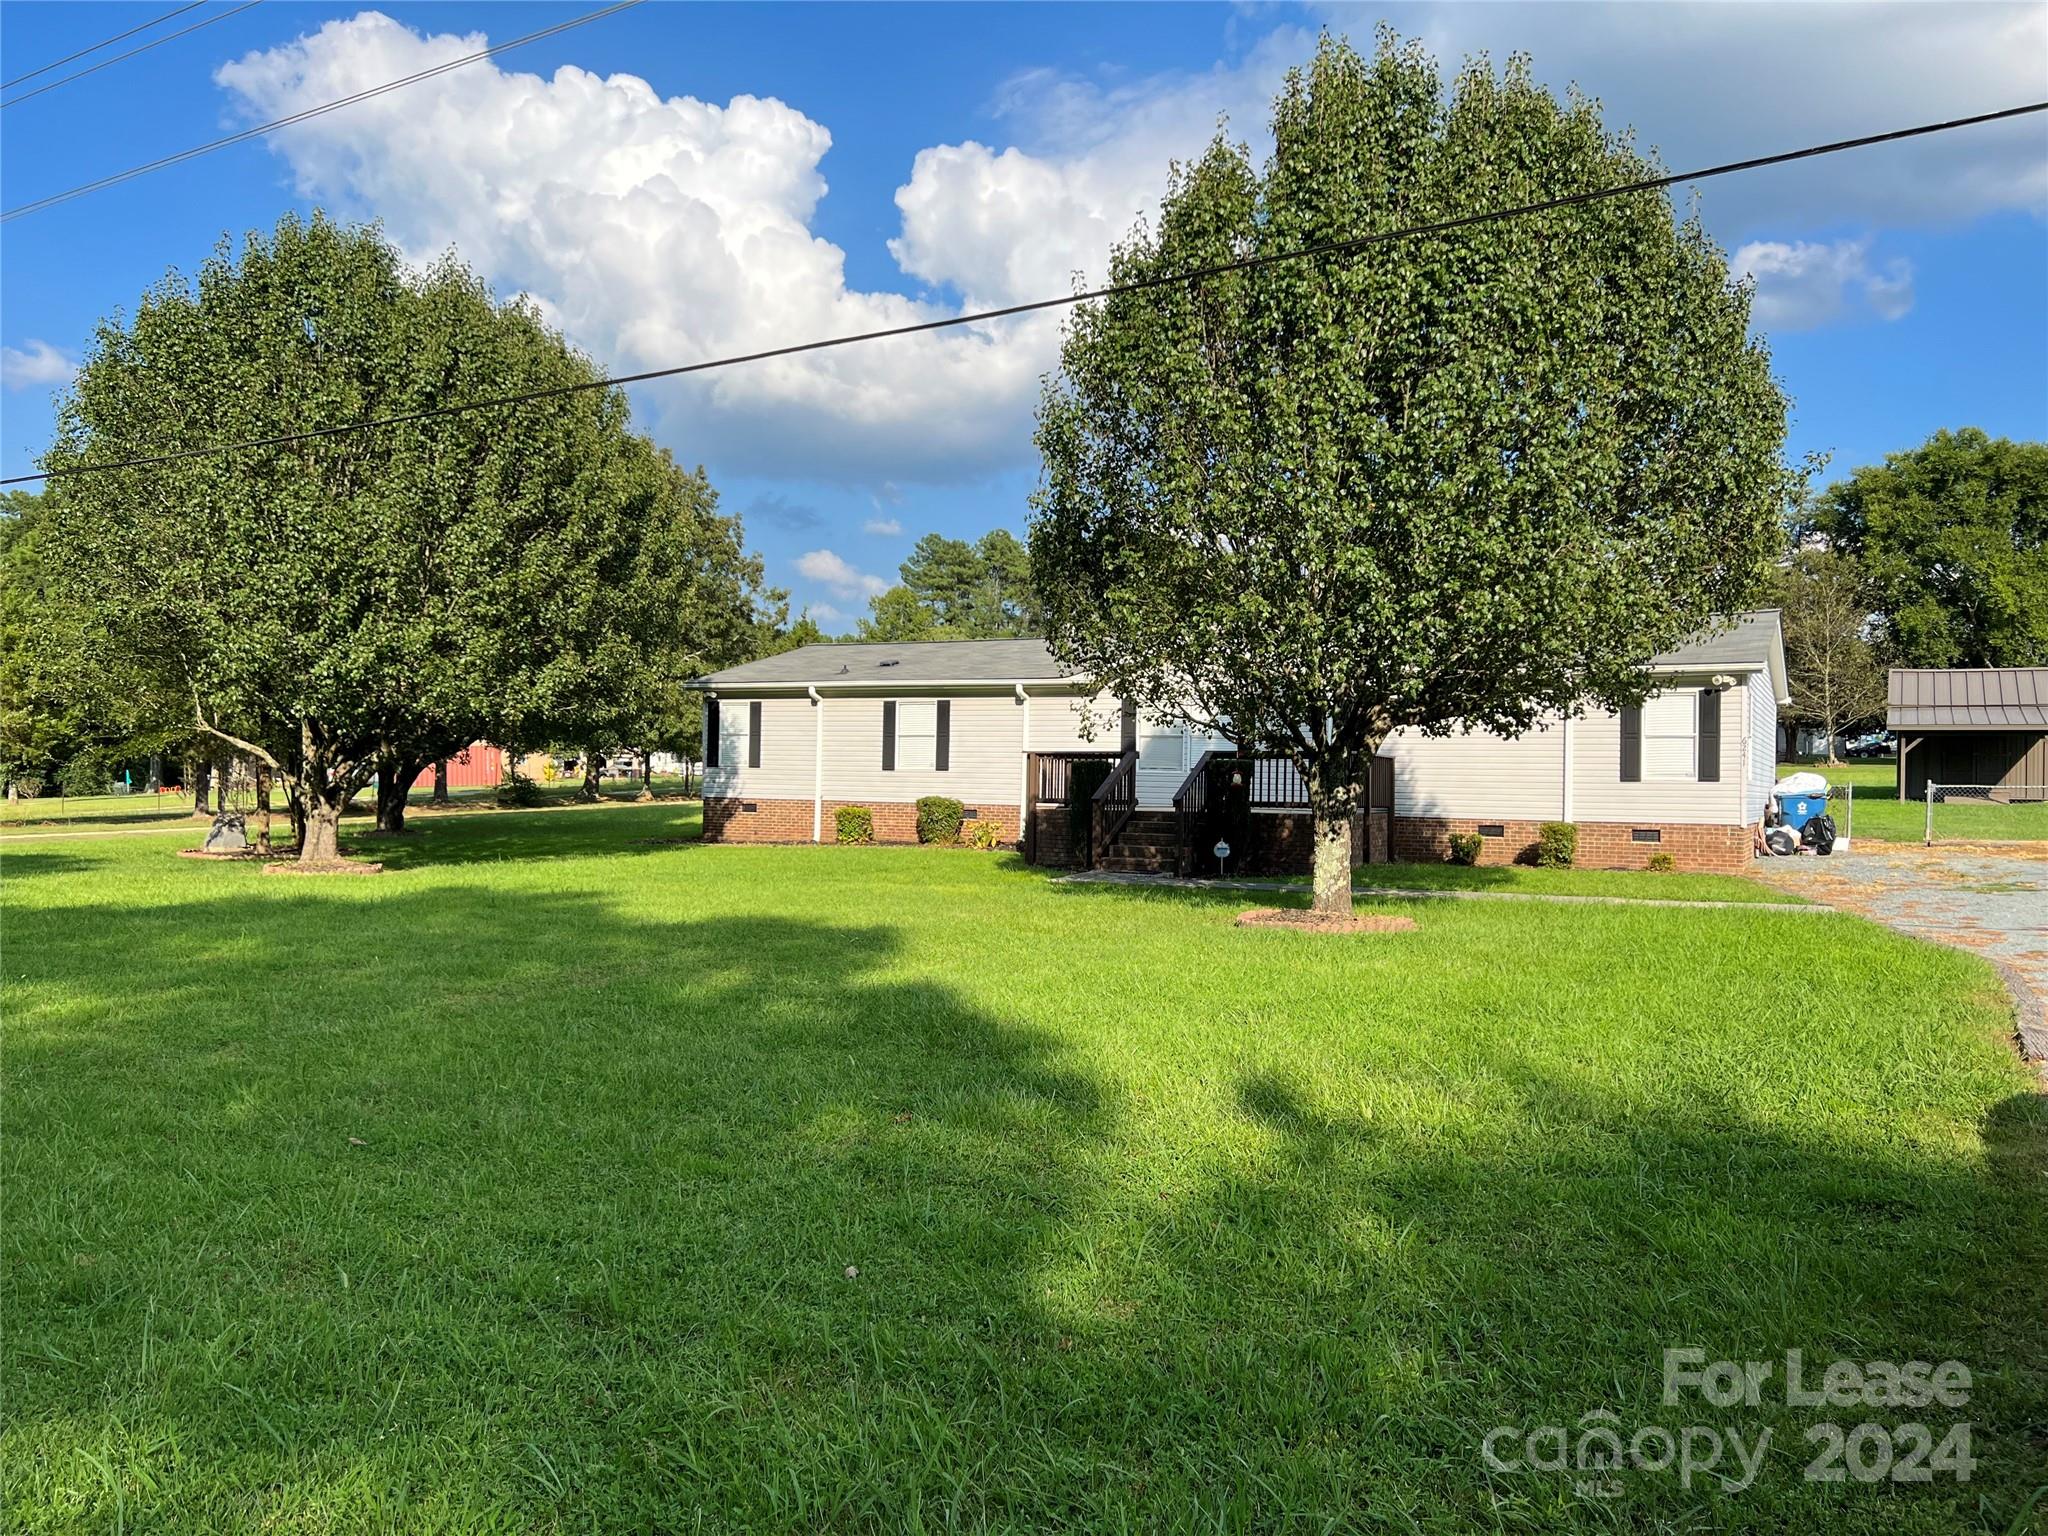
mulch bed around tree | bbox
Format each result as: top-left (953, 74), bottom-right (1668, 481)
top-left (1236, 908), bottom-right (1417, 934)
top-left (262, 860), bottom-right (384, 876)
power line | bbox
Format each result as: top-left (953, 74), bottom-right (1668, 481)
top-left (1, 1), bottom-right (206, 90)
top-left (6, 97), bottom-right (2044, 489)
top-left (2, 2), bottom-right (265, 111)
top-left (1, 0), bottom-right (646, 221)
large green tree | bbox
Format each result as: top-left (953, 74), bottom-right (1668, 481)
top-left (857, 530), bottom-right (1039, 641)
top-left (40, 212), bottom-right (757, 861)
top-left (1032, 33), bottom-right (1793, 914)
top-left (1803, 428), bottom-right (2048, 668)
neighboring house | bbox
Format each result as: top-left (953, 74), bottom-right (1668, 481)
top-left (689, 611), bottom-right (1789, 872)
top-left (1888, 668), bottom-right (2048, 800)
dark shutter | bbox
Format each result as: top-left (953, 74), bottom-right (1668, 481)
top-left (1697, 689), bottom-right (1721, 782)
top-left (748, 701), bottom-right (762, 769)
top-left (705, 699), bottom-right (721, 769)
top-left (881, 701), bottom-right (896, 771)
top-left (935, 700), bottom-right (950, 771)
top-left (1619, 704), bottom-right (1642, 782)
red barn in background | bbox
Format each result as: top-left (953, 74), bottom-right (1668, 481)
top-left (410, 744), bottom-right (503, 791)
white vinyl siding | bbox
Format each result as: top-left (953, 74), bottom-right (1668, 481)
top-left (1026, 689), bottom-right (1117, 752)
top-left (1385, 719), bottom-right (1567, 820)
top-left (701, 695), bottom-right (815, 801)
top-left (1642, 691), bottom-right (1698, 781)
top-left (825, 692), bottom-right (1022, 807)
top-left (1746, 671), bottom-right (1779, 824)
top-left (1572, 686), bottom-right (1745, 824)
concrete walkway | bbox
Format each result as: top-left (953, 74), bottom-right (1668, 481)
top-left (1750, 843), bottom-right (2048, 1070)
top-left (1057, 869), bottom-right (1835, 913)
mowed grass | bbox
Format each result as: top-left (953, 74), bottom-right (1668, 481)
top-left (4, 804), bottom-right (2045, 1533)
top-left (1780, 759), bottom-right (2048, 845)
top-left (1347, 861), bottom-right (1806, 905)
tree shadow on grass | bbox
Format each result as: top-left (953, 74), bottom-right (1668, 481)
top-left (0, 848), bottom-right (98, 879)
top-left (330, 801), bottom-right (705, 871)
top-left (5, 880), bottom-right (2044, 1533)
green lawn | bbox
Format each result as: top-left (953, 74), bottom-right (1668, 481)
top-left (1349, 860), bottom-right (1806, 904)
top-left (5, 804), bottom-right (2044, 1533)
top-left (0, 775), bottom-right (697, 835)
top-left (1779, 759), bottom-right (2048, 845)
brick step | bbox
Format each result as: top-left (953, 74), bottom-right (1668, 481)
top-left (1096, 853), bottom-right (1178, 873)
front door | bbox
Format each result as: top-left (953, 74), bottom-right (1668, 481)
top-left (1134, 717), bottom-right (1191, 806)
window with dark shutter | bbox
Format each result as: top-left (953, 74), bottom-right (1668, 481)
top-left (748, 701), bottom-right (762, 768)
top-left (935, 700), bottom-right (950, 771)
top-left (1619, 704), bottom-right (1642, 782)
top-left (881, 701), bottom-right (897, 771)
top-left (1697, 688), bottom-right (1721, 781)
top-left (705, 698), bottom-right (721, 769)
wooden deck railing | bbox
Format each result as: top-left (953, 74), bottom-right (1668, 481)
top-left (1029, 749), bottom-right (1120, 806)
top-left (1089, 749), bottom-right (1139, 864)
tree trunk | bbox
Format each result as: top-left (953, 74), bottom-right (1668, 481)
top-left (1309, 807), bottom-right (1353, 917)
top-left (638, 751), bottom-right (654, 801)
top-left (375, 775), bottom-right (405, 834)
top-left (254, 767), bottom-right (273, 855)
top-left (432, 761), bottom-right (450, 806)
top-left (302, 798), bottom-right (343, 863)
top-left (581, 750), bottom-right (602, 802)
top-left (192, 759), bottom-right (212, 816)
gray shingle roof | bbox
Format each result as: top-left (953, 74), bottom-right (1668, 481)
top-left (695, 611), bottom-right (1787, 691)
top-left (1648, 609), bottom-right (1783, 671)
top-left (1888, 668), bottom-right (2048, 730)
top-left (695, 638), bottom-right (1075, 688)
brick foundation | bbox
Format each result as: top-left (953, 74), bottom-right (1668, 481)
top-left (703, 796), bottom-right (1021, 847)
top-left (1392, 816), bottom-right (1752, 872)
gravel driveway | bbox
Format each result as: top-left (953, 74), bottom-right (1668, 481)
top-left (1750, 843), bottom-right (2048, 1070)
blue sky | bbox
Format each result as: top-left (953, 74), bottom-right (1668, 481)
top-left (4, 1), bottom-right (2044, 628)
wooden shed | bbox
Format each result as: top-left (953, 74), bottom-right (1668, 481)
top-left (1888, 668), bottom-right (2048, 800)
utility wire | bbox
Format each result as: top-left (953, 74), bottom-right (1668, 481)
top-left (2, 2), bottom-right (265, 110)
top-left (1, 0), bottom-right (646, 221)
top-left (1, 1), bottom-right (206, 90)
top-left (6, 97), bottom-right (2044, 488)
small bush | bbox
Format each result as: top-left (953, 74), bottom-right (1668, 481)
top-left (1535, 821), bottom-right (1577, 868)
top-left (1447, 832), bottom-right (1483, 866)
top-left (1646, 851), bottom-right (1676, 873)
top-left (497, 774), bottom-right (543, 808)
top-left (835, 805), bottom-right (875, 845)
top-left (915, 796), bottom-right (965, 845)
top-left (963, 818), bottom-right (1002, 850)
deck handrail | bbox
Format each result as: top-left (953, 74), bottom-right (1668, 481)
top-left (1171, 749), bottom-right (1224, 877)
top-left (1030, 749), bottom-right (1120, 806)
top-left (1088, 749), bottom-right (1139, 865)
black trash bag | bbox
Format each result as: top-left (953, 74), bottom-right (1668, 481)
top-left (1801, 814), bottom-right (1837, 855)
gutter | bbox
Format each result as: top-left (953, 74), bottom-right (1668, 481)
top-left (807, 686), bottom-right (823, 843)
top-left (683, 677), bottom-right (1091, 693)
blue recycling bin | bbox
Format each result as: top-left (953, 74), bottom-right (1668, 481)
top-left (1778, 791), bottom-right (1827, 832)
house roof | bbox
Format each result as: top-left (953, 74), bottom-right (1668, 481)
top-left (1887, 668), bottom-right (2048, 731)
top-left (694, 637), bottom-right (1078, 689)
top-left (694, 611), bottom-right (1790, 697)
top-left (1646, 609), bottom-right (1789, 703)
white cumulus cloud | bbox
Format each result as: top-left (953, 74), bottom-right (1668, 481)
top-left (1734, 238), bottom-right (1916, 330)
top-left (1, 339), bottom-right (76, 391)
top-left (214, 6), bottom-right (2039, 484)
top-left (215, 12), bottom-right (1054, 484)
top-left (863, 517), bottom-right (903, 536)
top-left (795, 548), bottom-right (889, 598)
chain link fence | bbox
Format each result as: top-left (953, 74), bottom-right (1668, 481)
top-left (1923, 783), bottom-right (2048, 846)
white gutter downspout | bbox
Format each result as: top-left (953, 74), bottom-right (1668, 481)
top-left (1016, 683), bottom-right (1030, 833)
top-left (1560, 715), bottom-right (1575, 822)
top-left (807, 686), bottom-right (823, 843)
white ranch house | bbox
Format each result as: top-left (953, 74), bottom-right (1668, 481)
top-left (689, 611), bottom-right (1789, 874)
